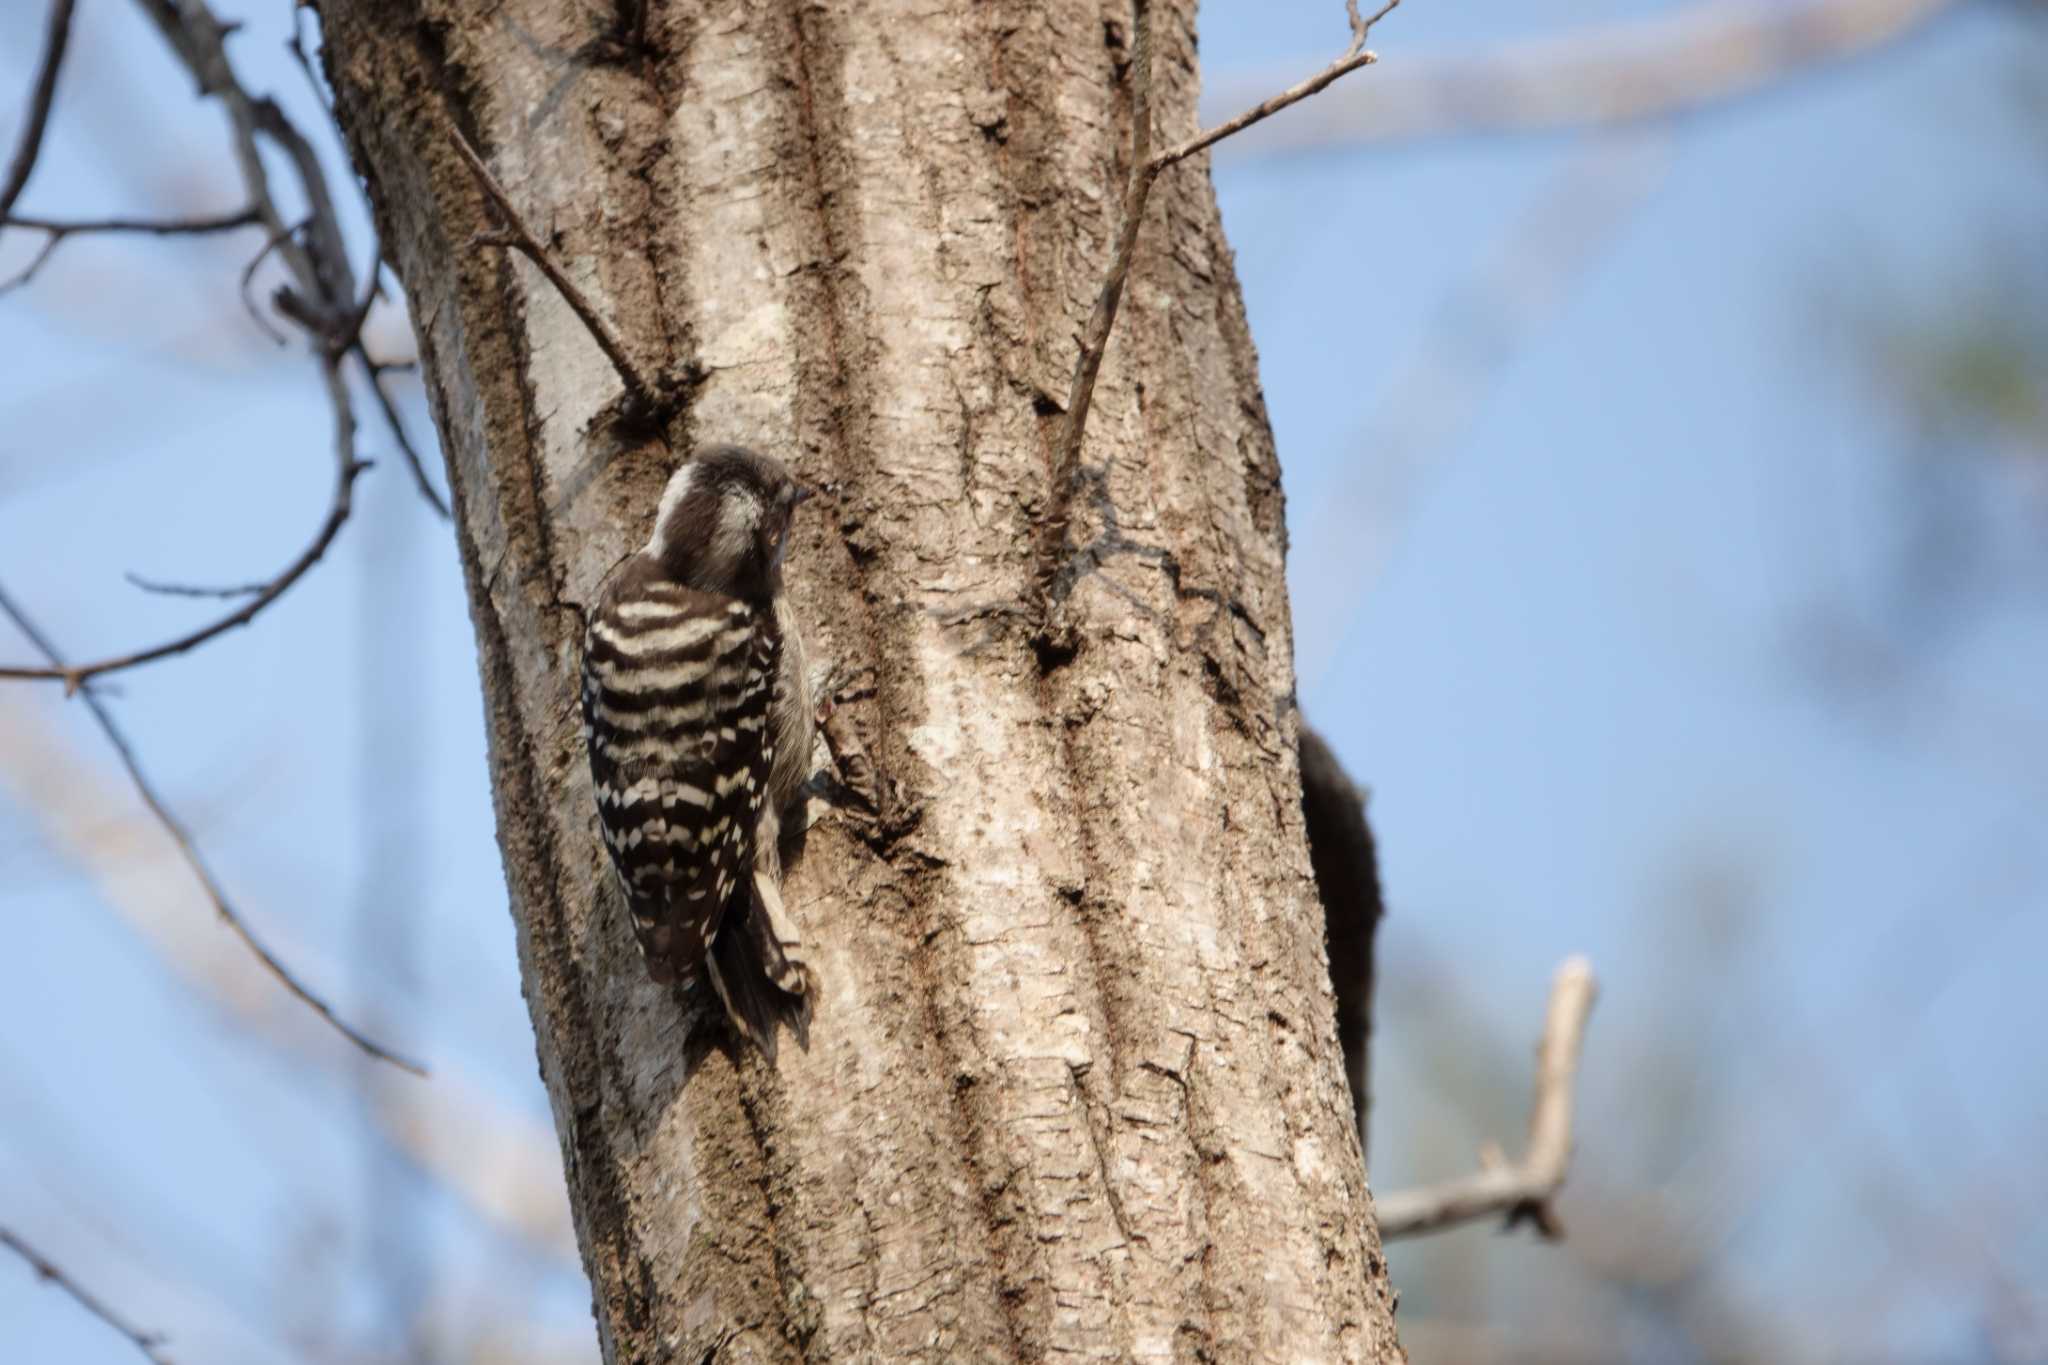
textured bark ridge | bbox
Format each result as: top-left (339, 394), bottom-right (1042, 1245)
top-left (319, 1), bottom-right (1403, 1359)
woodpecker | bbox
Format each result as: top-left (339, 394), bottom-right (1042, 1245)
top-left (580, 445), bottom-right (817, 1054)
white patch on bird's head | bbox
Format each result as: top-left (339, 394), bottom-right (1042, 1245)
top-left (645, 446), bottom-right (799, 596)
top-left (710, 485), bottom-right (763, 573)
top-left (645, 462), bottom-right (700, 558)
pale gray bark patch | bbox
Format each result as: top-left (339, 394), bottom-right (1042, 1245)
top-left (320, 1), bottom-right (1404, 1359)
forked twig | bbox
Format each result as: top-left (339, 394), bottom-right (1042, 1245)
top-left (1055, 0), bottom-right (1397, 477)
top-left (0, 439), bottom-right (366, 692)
top-left (0, 0), bottom-right (383, 693)
top-left (0, 206), bottom-right (262, 295)
top-left (1156, 0), bottom-right (1396, 169)
top-left (1375, 956), bottom-right (1597, 1239)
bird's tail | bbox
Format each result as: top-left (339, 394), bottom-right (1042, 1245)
top-left (701, 872), bottom-right (813, 1060)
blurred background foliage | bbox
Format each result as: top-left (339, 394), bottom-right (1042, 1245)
top-left (2, 0), bottom-right (2044, 1360)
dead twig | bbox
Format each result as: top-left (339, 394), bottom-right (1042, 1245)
top-left (450, 124), bottom-right (666, 420)
top-left (1200, 0), bottom-right (1960, 153)
top-left (328, 249), bottom-right (382, 355)
top-left (0, 206), bottom-right (262, 295)
top-left (0, 708), bottom-right (573, 1262)
top-left (1375, 956), bottom-right (1598, 1239)
top-left (0, 434), bottom-right (367, 692)
top-left (1056, 0), bottom-right (1394, 476)
top-left (0, 575), bottom-right (425, 1074)
top-left (133, 0), bottom-right (352, 317)
top-left (124, 571), bottom-right (268, 600)
top-left (1, 1226), bottom-right (174, 1365)
top-left (235, 216), bottom-right (305, 345)
top-left (1053, 0), bottom-right (1158, 489)
top-left (0, 0), bottom-right (78, 219)
top-left (1154, 0), bottom-right (1395, 169)
top-left (358, 346), bottom-right (451, 518)
top-left (0, 0), bottom-right (378, 690)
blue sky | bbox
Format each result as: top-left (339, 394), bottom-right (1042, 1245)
top-left (3, 0), bottom-right (2043, 1360)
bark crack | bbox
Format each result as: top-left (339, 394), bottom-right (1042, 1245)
top-left (778, 3), bottom-right (1024, 1356)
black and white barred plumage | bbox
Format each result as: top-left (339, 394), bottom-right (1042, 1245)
top-left (581, 446), bottom-right (816, 1054)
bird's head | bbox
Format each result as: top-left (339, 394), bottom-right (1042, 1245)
top-left (646, 445), bottom-right (813, 600)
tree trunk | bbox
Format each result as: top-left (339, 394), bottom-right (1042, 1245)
top-left (318, 1), bottom-right (1403, 1359)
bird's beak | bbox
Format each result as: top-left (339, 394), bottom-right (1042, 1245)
top-left (788, 482), bottom-right (818, 508)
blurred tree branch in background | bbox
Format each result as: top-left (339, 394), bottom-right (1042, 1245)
top-left (14, 0), bottom-right (2031, 1354)
top-left (1293, 128), bottom-right (1673, 689)
top-left (1375, 956), bottom-right (1598, 1239)
top-left (0, 691), bottom-right (576, 1264)
top-left (0, 1226), bottom-right (171, 1365)
top-left (1204, 0), bottom-right (1965, 152)
top-left (0, 0), bottom-right (73, 220)
top-left (0, 584), bottom-right (421, 1072)
top-left (1301, 731), bottom-right (1602, 1240)
top-left (0, 0), bottom-right (435, 1073)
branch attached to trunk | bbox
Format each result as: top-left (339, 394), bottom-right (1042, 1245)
top-left (359, 345), bottom-right (450, 518)
top-left (1056, 0), bottom-right (1396, 477)
top-left (1, 1226), bottom-right (172, 1365)
top-left (1376, 955), bottom-right (1598, 1239)
top-left (450, 125), bottom-right (668, 424)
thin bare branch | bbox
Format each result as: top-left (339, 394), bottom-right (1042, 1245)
top-left (329, 250), bottom-right (381, 355)
top-left (0, 206), bottom-right (261, 294)
top-left (132, 0), bottom-right (346, 313)
top-left (358, 346), bottom-right (451, 518)
top-left (1202, 0), bottom-right (1959, 153)
top-left (0, 0), bottom-right (78, 218)
top-left (0, 439), bottom-right (365, 691)
top-left (0, 232), bottom-right (58, 296)
top-left (124, 571), bottom-right (269, 599)
top-left (236, 216), bottom-right (304, 345)
top-left (1053, 0), bottom-right (1158, 486)
top-left (1152, 0), bottom-right (1394, 169)
top-left (1056, 0), bottom-right (1392, 475)
top-left (449, 124), bottom-right (665, 417)
top-left (1, 1226), bottom-right (174, 1365)
top-left (0, 576), bottom-right (426, 1074)
top-left (284, 6), bottom-right (336, 121)
top-left (3, 207), bottom-right (261, 236)
top-left (272, 234), bottom-right (383, 355)
top-left (0, 0), bottom-right (384, 689)
top-left (1375, 956), bottom-right (1599, 1239)
top-left (0, 707), bottom-right (572, 1261)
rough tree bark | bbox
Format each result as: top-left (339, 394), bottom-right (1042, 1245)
top-left (317, 1), bottom-right (1402, 1359)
